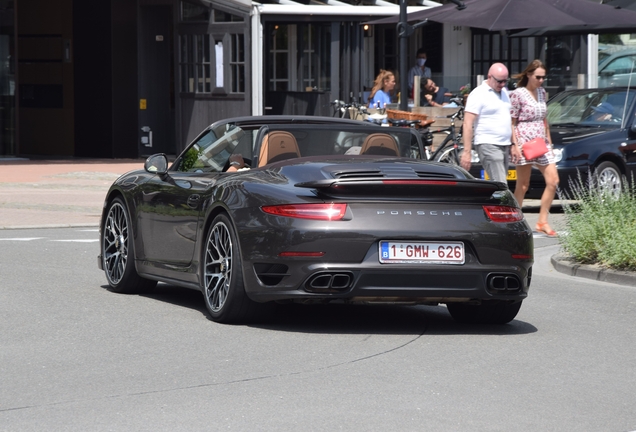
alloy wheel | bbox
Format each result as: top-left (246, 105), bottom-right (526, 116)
top-left (103, 202), bottom-right (129, 285)
top-left (597, 166), bottom-right (622, 198)
top-left (204, 221), bottom-right (233, 312)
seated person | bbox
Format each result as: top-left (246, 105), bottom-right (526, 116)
top-left (421, 78), bottom-right (452, 107)
top-left (586, 102), bottom-right (614, 122)
top-left (226, 154), bottom-right (248, 172)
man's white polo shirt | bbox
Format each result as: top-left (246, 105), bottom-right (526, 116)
top-left (465, 82), bottom-right (512, 146)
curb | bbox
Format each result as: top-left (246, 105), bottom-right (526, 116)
top-left (551, 253), bottom-right (636, 287)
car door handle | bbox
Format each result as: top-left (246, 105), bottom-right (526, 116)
top-left (187, 194), bottom-right (201, 208)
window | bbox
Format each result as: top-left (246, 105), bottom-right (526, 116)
top-left (214, 9), bottom-right (243, 23)
top-left (230, 34), bottom-right (245, 93)
top-left (179, 2), bottom-right (247, 95)
top-left (267, 23), bottom-right (331, 92)
top-left (181, 2), bottom-right (209, 22)
top-left (604, 55), bottom-right (636, 75)
top-left (269, 25), bottom-right (290, 91)
top-left (177, 125), bottom-right (248, 172)
top-left (179, 32), bottom-right (245, 94)
top-left (179, 34), bottom-right (210, 93)
top-left (472, 32), bottom-right (528, 86)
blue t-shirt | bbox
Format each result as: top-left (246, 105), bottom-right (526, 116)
top-left (368, 90), bottom-right (392, 109)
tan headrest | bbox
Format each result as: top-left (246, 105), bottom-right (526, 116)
top-left (258, 131), bottom-right (301, 167)
top-left (360, 133), bottom-right (399, 156)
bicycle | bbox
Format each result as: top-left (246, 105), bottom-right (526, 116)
top-left (382, 97), bottom-right (467, 164)
top-left (426, 97), bottom-right (478, 166)
top-left (331, 98), bottom-right (370, 120)
top-left (427, 101), bottom-right (464, 165)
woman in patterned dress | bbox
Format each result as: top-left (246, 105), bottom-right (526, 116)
top-left (510, 60), bottom-right (559, 237)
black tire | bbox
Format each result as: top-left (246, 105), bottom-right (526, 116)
top-left (447, 300), bottom-right (522, 324)
top-left (593, 161), bottom-right (622, 197)
top-left (202, 213), bottom-right (261, 323)
top-left (101, 197), bottom-right (157, 293)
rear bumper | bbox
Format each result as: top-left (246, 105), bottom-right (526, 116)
top-left (244, 248), bottom-right (532, 304)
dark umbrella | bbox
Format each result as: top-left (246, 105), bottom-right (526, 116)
top-left (511, 0), bottom-right (636, 36)
top-left (368, 0), bottom-right (636, 31)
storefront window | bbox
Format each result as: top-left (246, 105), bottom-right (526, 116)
top-left (269, 25), bottom-right (289, 91)
top-left (267, 23), bottom-right (331, 92)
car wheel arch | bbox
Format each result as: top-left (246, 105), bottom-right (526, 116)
top-left (202, 202), bottom-right (234, 236)
top-left (102, 189), bottom-right (125, 220)
top-left (594, 155), bottom-right (626, 175)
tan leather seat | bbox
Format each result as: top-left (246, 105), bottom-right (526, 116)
top-left (258, 131), bottom-right (301, 167)
top-left (360, 133), bottom-right (399, 156)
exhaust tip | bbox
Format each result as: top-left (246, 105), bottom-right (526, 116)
top-left (305, 272), bottom-right (353, 292)
top-left (487, 274), bottom-right (521, 293)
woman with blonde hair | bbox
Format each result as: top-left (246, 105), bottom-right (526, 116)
top-left (368, 70), bottom-right (396, 108)
top-left (510, 59), bottom-right (559, 237)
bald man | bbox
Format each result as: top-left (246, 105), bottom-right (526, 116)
top-left (461, 63), bottom-right (521, 184)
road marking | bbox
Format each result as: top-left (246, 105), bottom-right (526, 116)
top-left (0, 238), bottom-right (43, 241)
top-left (52, 239), bottom-right (99, 243)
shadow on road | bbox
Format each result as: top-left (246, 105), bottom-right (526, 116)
top-left (252, 303), bottom-right (537, 336)
top-left (128, 283), bottom-right (538, 336)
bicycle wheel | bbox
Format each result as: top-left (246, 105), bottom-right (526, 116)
top-left (433, 137), bottom-right (463, 166)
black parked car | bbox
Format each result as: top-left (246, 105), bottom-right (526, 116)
top-left (470, 87), bottom-right (636, 198)
top-left (98, 116), bottom-right (533, 325)
top-left (542, 87), bottom-right (636, 197)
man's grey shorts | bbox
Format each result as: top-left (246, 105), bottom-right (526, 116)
top-left (475, 144), bottom-right (510, 185)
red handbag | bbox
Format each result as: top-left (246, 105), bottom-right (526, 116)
top-left (521, 137), bottom-right (549, 160)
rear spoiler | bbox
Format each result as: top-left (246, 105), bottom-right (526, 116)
top-left (295, 178), bottom-right (507, 200)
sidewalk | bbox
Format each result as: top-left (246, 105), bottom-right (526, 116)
top-left (0, 158), bottom-right (146, 229)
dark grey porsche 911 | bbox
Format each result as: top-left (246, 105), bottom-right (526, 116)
top-left (98, 116), bottom-right (533, 325)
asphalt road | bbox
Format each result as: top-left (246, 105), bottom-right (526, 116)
top-left (1, 227), bottom-right (635, 431)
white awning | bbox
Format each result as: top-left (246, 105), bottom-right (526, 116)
top-left (254, 3), bottom-right (430, 16)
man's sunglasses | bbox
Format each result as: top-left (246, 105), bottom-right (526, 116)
top-left (491, 76), bottom-right (509, 84)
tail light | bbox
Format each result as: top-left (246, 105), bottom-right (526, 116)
top-left (261, 203), bottom-right (347, 221)
top-left (483, 205), bottom-right (523, 223)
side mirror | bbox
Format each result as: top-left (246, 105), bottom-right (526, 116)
top-left (145, 153), bottom-right (168, 175)
top-left (599, 70), bottom-right (615, 77)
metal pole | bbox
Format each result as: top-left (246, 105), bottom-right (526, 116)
top-left (399, 0), bottom-right (408, 111)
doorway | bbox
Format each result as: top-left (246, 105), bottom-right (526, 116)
top-left (139, 5), bottom-right (175, 156)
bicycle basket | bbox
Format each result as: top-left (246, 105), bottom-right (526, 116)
top-left (386, 109), bottom-right (432, 128)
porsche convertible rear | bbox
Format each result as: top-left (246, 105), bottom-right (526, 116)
top-left (233, 175), bottom-right (533, 324)
top-left (99, 117), bottom-right (533, 325)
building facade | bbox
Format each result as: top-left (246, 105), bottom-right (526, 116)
top-left (0, 0), bottom-right (606, 159)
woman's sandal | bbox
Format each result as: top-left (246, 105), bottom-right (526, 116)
top-left (536, 222), bottom-right (557, 237)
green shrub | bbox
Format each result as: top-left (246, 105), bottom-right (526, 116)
top-left (559, 171), bottom-right (636, 271)
top-left (181, 147), bottom-right (202, 172)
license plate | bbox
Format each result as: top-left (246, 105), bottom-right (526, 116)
top-left (481, 169), bottom-right (517, 180)
top-left (379, 241), bottom-right (465, 264)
